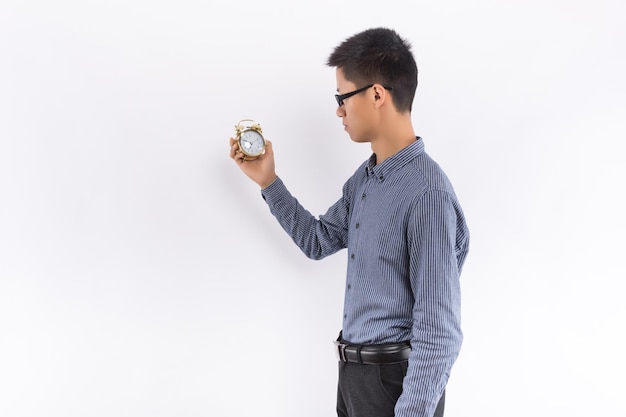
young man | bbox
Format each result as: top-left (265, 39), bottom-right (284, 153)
top-left (229, 27), bottom-right (469, 417)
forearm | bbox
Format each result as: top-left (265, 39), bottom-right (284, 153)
top-left (261, 177), bottom-right (348, 260)
top-left (395, 290), bottom-right (462, 417)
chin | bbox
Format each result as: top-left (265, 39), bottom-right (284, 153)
top-left (349, 135), bottom-right (369, 144)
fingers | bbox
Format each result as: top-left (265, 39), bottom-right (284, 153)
top-left (229, 138), bottom-right (272, 165)
top-left (229, 137), bottom-right (246, 164)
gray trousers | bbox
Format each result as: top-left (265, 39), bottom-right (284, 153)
top-left (336, 361), bottom-right (445, 417)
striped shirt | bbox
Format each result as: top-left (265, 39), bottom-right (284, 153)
top-left (261, 138), bottom-right (469, 417)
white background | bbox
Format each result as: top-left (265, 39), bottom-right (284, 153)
top-left (1, 0), bottom-right (625, 416)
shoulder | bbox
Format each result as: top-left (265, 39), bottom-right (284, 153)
top-left (410, 151), bottom-right (456, 195)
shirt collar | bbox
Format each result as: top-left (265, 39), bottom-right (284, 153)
top-left (365, 137), bottom-right (424, 182)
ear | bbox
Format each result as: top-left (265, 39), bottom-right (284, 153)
top-left (372, 84), bottom-right (389, 108)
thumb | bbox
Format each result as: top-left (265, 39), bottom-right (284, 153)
top-left (263, 140), bottom-right (274, 157)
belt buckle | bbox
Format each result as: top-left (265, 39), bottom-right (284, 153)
top-left (334, 340), bottom-right (348, 362)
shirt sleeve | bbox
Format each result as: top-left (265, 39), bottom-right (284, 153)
top-left (394, 189), bottom-right (469, 417)
top-left (260, 176), bottom-right (352, 260)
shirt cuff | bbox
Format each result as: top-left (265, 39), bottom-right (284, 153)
top-left (260, 176), bottom-right (284, 201)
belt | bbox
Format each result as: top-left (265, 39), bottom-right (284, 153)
top-left (334, 335), bottom-right (411, 365)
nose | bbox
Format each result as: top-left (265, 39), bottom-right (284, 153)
top-left (336, 105), bottom-right (345, 118)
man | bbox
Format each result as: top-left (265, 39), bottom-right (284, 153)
top-left (229, 27), bottom-right (469, 417)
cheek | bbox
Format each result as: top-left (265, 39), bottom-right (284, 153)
top-left (347, 109), bottom-right (365, 127)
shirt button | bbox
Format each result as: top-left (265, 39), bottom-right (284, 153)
top-left (361, 193), bottom-right (366, 199)
top-left (347, 284), bottom-right (351, 290)
top-left (344, 314), bottom-right (347, 319)
top-left (350, 254), bottom-right (355, 259)
top-left (355, 223), bottom-right (360, 229)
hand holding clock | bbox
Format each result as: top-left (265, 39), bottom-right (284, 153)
top-left (229, 136), bottom-right (277, 189)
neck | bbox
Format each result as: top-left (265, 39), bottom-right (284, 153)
top-left (370, 112), bottom-right (416, 164)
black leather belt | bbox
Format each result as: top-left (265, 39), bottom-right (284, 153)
top-left (334, 336), bottom-right (411, 365)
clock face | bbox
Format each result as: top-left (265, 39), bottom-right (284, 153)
top-left (239, 130), bottom-right (265, 156)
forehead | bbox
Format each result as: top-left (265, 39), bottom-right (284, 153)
top-left (335, 68), bottom-right (356, 91)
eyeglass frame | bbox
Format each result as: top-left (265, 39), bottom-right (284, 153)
top-left (335, 84), bottom-right (393, 106)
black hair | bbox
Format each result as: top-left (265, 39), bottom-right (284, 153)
top-left (327, 27), bottom-right (418, 112)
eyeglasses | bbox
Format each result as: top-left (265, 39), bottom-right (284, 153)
top-left (335, 84), bottom-right (392, 106)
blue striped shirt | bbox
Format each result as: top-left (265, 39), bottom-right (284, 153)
top-left (261, 138), bottom-right (469, 417)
